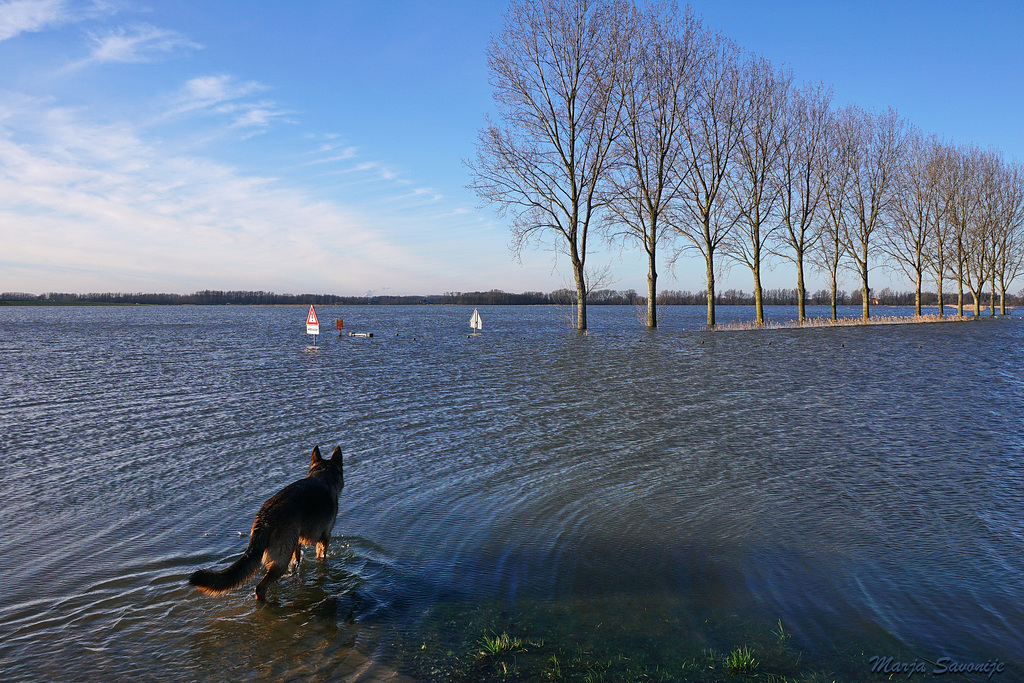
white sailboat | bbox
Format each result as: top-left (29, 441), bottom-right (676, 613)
top-left (469, 308), bottom-right (482, 336)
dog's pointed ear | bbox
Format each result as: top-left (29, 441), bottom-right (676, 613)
top-left (310, 445), bottom-right (323, 466)
top-left (330, 446), bottom-right (342, 461)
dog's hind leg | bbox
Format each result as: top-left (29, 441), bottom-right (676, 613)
top-left (254, 564), bottom-right (288, 601)
top-left (316, 533), bottom-right (330, 559)
top-left (290, 544), bottom-right (302, 570)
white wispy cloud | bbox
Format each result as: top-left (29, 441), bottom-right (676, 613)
top-left (175, 75), bottom-right (264, 112)
top-left (351, 160), bottom-right (398, 181)
top-left (0, 0), bottom-right (67, 42)
top-left (301, 141), bottom-right (359, 166)
top-left (0, 7), bottom-right (556, 296)
top-left (223, 102), bottom-right (292, 134)
top-left (394, 187), bottom-right (444, 203)
top-left (294, 138), bottom-right (453, 212)
top-left (162, 75), bottom-right (289, 134)
top-left (93, 23), bottom-right (198, 62)
top-left (0, 98), bottom-right (430, 294)
top-left (60, 22), bottom-right (199, 71)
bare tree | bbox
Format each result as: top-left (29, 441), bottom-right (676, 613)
top-left (983, 154), bottom-right (1006, 316)
top-left (467, 0), bottom-right (625, 330)
top-left (970, 151), bottom-right (1024, 317)
top-left (963, 150), bottom-right (1002, 316)
top-left (724, 55), bottom-right (792, 325)
top-left (883, 130), bottom-right (943, 316)
top-left (771, 80), bottom-right (831, 322)
top-left (992, 160), bottom-right (1024, 314)
top-left (812, 106), bottom-right (853, 320)
top-left (671, 30), bottom-right (744, 328)
top-left (943, 144), bottom-right (983, 316)
top-left (840, 105), bottom-right (906, 319)
top-left (606, 0), bottom-right (699, 328)
top-left (923, 142), bottom-right (955, 317)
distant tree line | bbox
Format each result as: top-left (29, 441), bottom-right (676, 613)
top-left (468, 0), bottom-right (1024, 329)
top-left (0, 290), bottom-right (437, 306)
top-left (5, 287), bottom-right (1017, 308)
top-left (0, 288), bottom-right (643, 306)
top-left (440, 289), bottom-right (643, 305)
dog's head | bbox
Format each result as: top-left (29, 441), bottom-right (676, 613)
top-left (308, 445), bottom-right (344, 490)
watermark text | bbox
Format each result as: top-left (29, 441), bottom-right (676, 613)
top-left (870, 655), bottom-right (1006, 679)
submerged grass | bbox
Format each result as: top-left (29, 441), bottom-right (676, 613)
top-left (396, 598), bottom-right (863, 682)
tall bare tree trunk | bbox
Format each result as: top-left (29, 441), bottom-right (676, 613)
top-left (674, 30), bottom-right (742, 330)
top-left (774, 82), bottom-right (831, 324)
top-left (752, 258), bottom-right (764, 323)
top-left (914, 272), bottom-right (922, 316)
top-left (468, 0), bottom-right (625, 332)
top-left (839, 105), bottom-right (906, 320)
top-left (705, 244), bottom-right (716, 327)
top-left (956, 275), bottom-right (965, 316)
top-left (646, 245), bottom-right (657, 328)
top-left (860, 244), bottom-right (871, 319)
top-left (989, 274), bottom-right (997, 317)
top-left (605, 2), bottom-right (699, 330)
top-left (726, 55), bottom-right (790, 327)
top-left (571, 243), bottom-right (588, 330)
top-left (830, 270), bottom-right (838, 320)
top-left (795, 256), bottom-right (806, 321)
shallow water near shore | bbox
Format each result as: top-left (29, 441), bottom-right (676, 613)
top-left (1, 304), bottom-right (1022, 681)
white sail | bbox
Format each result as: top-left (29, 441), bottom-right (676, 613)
top-left (470, 308), bottom-right (482, 331)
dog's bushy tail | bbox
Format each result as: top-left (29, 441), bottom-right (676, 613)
top-left (189, 527), bottom-right (268, 595)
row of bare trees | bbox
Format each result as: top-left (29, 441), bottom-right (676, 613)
top-left (883, 139), bottom-right (1024, 319)
top-left (468, 0), bottom-right (1024, 329)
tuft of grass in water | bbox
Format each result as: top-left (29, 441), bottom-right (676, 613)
top-left (478, 631), bottom-right (526, 658)
top-left (544, 653), bottom-right (563, 681)
top-left (773, 619), bottom-right (790, 646)
top-left (723, 645), bottom-right (759, 675)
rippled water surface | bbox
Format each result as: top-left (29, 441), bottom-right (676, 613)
top-left (1, 305), bottom-right (1022, 681)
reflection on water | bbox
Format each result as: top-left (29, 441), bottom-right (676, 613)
top-left (1, 305), bottom-right (1022, 681)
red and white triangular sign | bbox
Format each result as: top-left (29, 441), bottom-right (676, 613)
top-left (306, 305), bottom-right (320, 335)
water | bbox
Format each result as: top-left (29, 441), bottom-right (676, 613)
top-left (1, 304), bottom-right (1022, 681)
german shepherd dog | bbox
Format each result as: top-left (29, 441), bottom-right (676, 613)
top-left (189, 445), bottom-right (344, 601)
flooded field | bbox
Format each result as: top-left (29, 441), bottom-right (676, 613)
top-left (1, 304), bottom-right (1021, 681)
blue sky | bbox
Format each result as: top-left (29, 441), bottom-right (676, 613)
top-left (2, 1), bottom-right (1022, 297)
